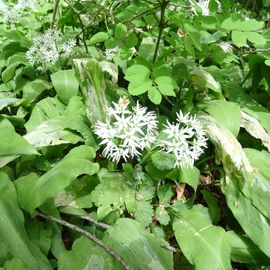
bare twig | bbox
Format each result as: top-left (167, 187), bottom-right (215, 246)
top-left (79, 215), bottom-right (110, 230)
top-left (36, 211), bottom-right (133, 270)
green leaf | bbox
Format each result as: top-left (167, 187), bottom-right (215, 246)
top-left (202, 190), bottom-right (221, 224)
top-left (23, 79), bottom-right (52, 102)
top-left (23, 119), bottom-right (83, 147)
top-left (0, 98), bottom-right (24, 110)
top-left (15, 146), bottom-right (99, 213)
top-left (265, 60), bottom-right (270, 66)
top-left (1, 53), bottom-right (28, 83)
top-left (125, 64), bottom-right (150, 82)
top-left (0, 172), bottom-right (51, 270)
top-left (155, 76), bottom-right (176, 97)
top-left (104, 218), bottom-right (174, 270)
top-left (155, 206), bottom-right (170, 226)
top-left (148, 87), bottom-right (162, 104)
top-left (245, 31), bottom-right (266, 45)
top-left (51, 70), bottom-right (79, 105)
top-left (192, 67), bottom-right (221, 94)
top-left (157, 184), bottom-right (174, 205)
top-left (173, 205), bottom-right (231, 270)
top-left (89, 32), bottom-right (110, 45)
top-left (221, 17), bottom-right (264, 31)
top-left (73, 58), bottom-right (108, 124)
top-left (134, 200), bottom-right (154, 227)
top-left (201, 100), bottom-right (241, 137)
top-left (128, 79), bottom-right (152, 95)
top-left (242, 149), bottom-right (270, 220)
top-left (114, 23), bottom-right (127, 40)
top-left (0, 119), bottom-right (38, 156)
top-left (222, 174), bottom-right (270, 257)
top-left (183, 23), bottom-right (202, 51)
top-left (151, 151), bottom-right (175, 171)
top-left (91, 169), bottom-right (134, 220)
top-left (179, 166), bottom-right (200, 191)
top-left (3, 258), bottom-right (28, 270)
top-left (227, 231), bottom-right (270, 264)
top-left (58, 236), bottom-right (114, 270)
top-left (231, 30), bottom-right (247, 47)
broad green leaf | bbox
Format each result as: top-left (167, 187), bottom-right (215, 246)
top-left (104, 218), bottom-right (174, 270)
top-left (245, 31), bottom-right (266, 45)
top-left (0, 98), bottom-right (24, 110)
top-left (227, 231), bottom-right (270, 264)
top-left (89, 32), bottom-right (110, 45)
top-left (240, 111), bottom-right (270, 151)
top-left (1, 53), bottom-right (28, 83)
top-left (265, 60), bottom-right (270, 66)
top-left (202, 190), bottom-right (221, 224)
top-left (25, 97), bottom-right (66, 131)
top-left (231, 30), bottom-right (247, 47)
top-left (125, 64), bottom-right (150, 82)
top-left (199, 114), bottom-right (252, 172)
top-left (242, 149), bottom-right (270, 220)
top-left (151, 151), bottom-right (175, 171)
top-left (200, 100), bottom-right (241, 136)
top-left (0, 172), bottom-right (51, 270)
top-left (222, 175), bottom-right (270, 257)
top-left (15, 146), bottom-right (99, 213)
top-left (148, 87), bottom-right (162, 104)
top-left (50, 70), bottom-right (79, 105)
top-left (24, 119), bottom-right (83, 147)
top-left (23, 79), bottom-right (52, 102)
top-left (128, 80), bottom-right (152, 95)
top-left (192, 67), bottom-right (221, 94)
top-left (73, 58), bottom-right (108, 124)
top-left (0, 119), bottom-right (38, 156)
top-left (58, 236), bottom-right (114, 270)
top-left (179, 166), bottom-right (200, 191)
top-left (173, 205), bottom-right (231, 270)
top-left (4, 30), bottom-right (31, 47)
top-left (3, 258), bottom-right (28, 270)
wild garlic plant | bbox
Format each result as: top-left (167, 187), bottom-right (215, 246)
top-left (94, 97), bottom-right (208, 168)
top-left (26, 29), bottom-right (76, 72)
top-left (0, 0), bottom-right (35, 24)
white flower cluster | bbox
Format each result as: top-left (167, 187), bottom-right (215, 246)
top-left (0, 0), bottom-right (35, 23)
top-left (94, 96), bottom-right (158, 163)
top-left (159, 112), bottom-right (207, 168)
top-left (26, 29), bottom-right (76, 72)
top-left (94, 97), bottom-right (208, 168)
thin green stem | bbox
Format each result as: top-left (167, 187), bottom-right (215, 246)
top-left (152, 0), bottom-right (169, 63)
top-left (51, 0), bottom-right (60, 29)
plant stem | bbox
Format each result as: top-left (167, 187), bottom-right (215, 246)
top-left (153, 0), bottom-right (168, 63)
top-left (51, 0), bottom-right (60, 29)
top-left (36, 211), bottom-right (133, 270)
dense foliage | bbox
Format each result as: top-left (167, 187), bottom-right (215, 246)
top-left (1, 0), bottom-right (270, 269)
